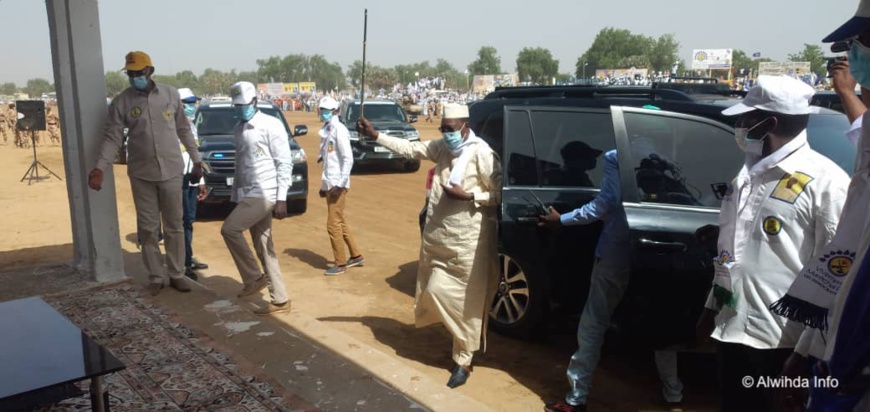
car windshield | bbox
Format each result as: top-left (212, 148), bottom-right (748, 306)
top-left (807, 113), bottom-right (856, 175)
top-left (196, 106), bottom-right (291, 136)
top-left (345, 103), bottom-right (407, 124)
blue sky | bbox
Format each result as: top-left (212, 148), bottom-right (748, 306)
top-left (0, 0), bottom-right (858, 85)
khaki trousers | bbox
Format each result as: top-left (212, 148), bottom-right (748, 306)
top-left (221, 196), bottom-right (288, 304)
top-left (130, 175), bottom-right (185, 284)
top-left (326, 188), bottom-right (361, 265)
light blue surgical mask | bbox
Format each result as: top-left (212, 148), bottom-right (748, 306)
top-left (442, 125), bottom-right (465, 151)
top-left (320, 110), bottom-right (333, 122)
top-left (236, 104), bottom-right (256, 121)
top-left (849, 41), bottom-right (870, 89)
top-left (129, 76), bottom-right (149, 90)
top-left (183, 103), bottom-right (196, 117)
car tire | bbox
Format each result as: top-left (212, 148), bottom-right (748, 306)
top-left (488, 254), bottom-right (547, 339)
top-left (289, 199), bottom-right (307, 214)
top-left (403, 160), bottom-right (421, 173)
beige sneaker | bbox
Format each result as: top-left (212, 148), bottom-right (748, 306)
top-left (253, 301), bottom-right (291, 316)
top-left (237, 276), bottom-right (268, 298)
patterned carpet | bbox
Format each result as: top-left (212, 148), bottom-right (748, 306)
top-left (27, 282), bottom-right (312, 411)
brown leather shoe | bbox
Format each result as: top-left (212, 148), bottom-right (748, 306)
top-left (253, 301), bottom-right (291, 316)
top-left (147, 282), bottom-right (163, 296)
top-left (169, 278), bottom-right (191, 293)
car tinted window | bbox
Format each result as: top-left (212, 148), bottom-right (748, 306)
top-left (504, 110), bottom-right (537, 186)
top-left (530, 111), bottom-right (616, 188)
top-left (807, 114), bottom-right (855, 175)
top-left (196, 107), bottom-right (291, 136)
top-left (345, 103), bottom-right (407, 124)
top-left (624, 112), bottom-right (740, 208)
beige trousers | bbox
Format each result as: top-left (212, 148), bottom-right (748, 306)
top-left (326, 188), bottom-right (361, 265)
top-left (221, 196), bottom-right (288, 304)
top-left (130, 175), bottom-right (185, 284)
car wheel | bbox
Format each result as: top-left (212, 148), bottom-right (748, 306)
top-left (403, 160), bottom-right (421, 173)
top-left (489, 254), bottom-right (546, 339)
top-left (289, 198), bottom-right (307, 214)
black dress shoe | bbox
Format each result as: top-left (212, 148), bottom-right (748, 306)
top-left (190, 258), bottom-right (208, 270)
top-left (446, 365), bottom-right (470, 388)
top-left (184, 268), bottom-right (199, 281)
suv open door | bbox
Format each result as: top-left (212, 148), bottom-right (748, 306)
top-left (491, 105), bottom-right (619, 338)
top-left (610, 106), bottom-right (742, 348)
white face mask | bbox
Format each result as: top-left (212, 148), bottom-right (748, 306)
top-left (734, 117), bottom-right (771, 157)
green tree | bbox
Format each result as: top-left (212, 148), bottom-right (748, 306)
top-left (200, 69), bottom-right (236, 95)
top-left (647, 34), bottom-right (681, 72)
top-left (576, 28), bottom-right (654, 76)
top-left (788, 44), bottom-right (827, 75)
top-left (516, 47), bottom-right (559, 84)
top-left (24, 78), bottom-right (54, 97)
top-left (468, 46), bottom-right (502, 75)
top-left (0, 82), bottom-right (17, 95)
top-left (104, 72), bottom-right (127, 97)
top-left (236, 71), bottom-right (259, 84)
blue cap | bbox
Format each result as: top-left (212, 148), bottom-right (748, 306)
top-left (823, 0), bottom-right (870, 42)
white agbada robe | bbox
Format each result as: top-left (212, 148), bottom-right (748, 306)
top-left (376, 130), bottom-right (501, 365)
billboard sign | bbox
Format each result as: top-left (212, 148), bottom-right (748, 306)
top-left (692, 49), bottom-right (733, 70)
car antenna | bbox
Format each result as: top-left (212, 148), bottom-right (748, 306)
top-left (360, 8), bottom-right (368, 119)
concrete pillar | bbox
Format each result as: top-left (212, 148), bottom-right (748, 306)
top-left (46, 0), bottom-right (125, 282)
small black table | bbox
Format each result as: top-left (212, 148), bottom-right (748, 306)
top-left (0, 296), bottom-right (125, 411)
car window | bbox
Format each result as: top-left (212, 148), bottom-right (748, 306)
top-left (504, 110), bottom-right (537, 186)
top-left (624, 112), bottom-right (741, 208)
top-left (196, 107), bottom-right (291, 136)
top-left (807, 114), bottom-right (855, 175)
top-left (530, 110), bottom-right (616, 189)
top-left (345, 104), bottom-right (407, 124)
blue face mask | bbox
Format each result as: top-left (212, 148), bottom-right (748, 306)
top-left (320, 111), bottom-right (333, 122)
top-left (183, 103), bottom-right (196, 117)
top-left (442, 125), bottom-right (465, 150)
top-left (236, 104), bottom-right (256, 121)
top-left (129, 76), bottom-right (149, 90)
top-left (849, 41), bottom-right (870, 89)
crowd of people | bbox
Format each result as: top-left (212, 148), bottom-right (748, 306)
top-left (71, 1), bottom-right (870, 410)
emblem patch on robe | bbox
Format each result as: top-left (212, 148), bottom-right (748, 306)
top-left (762, 216), bottom-right (782, 235)
top-left (714, 250), bottom-right (733, 266)
top-left (328, 141), bottom-right (334, 153)
top-left (770, 172), bottom-right (813, 204)
top-left (163, 109), bottom-right (173, 121)
top-left (130, 107), bottom-right (142, 118)
top-left (820, 251), bottom-right (856, 277)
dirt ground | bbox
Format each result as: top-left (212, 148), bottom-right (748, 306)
top-left (0, 111), bottom-right (719, 411)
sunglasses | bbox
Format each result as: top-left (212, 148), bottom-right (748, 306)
top-left (126, 69), bottom-right (149, 77)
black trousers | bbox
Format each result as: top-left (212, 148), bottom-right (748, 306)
top-left (717, 341), bottom-right (793, 412)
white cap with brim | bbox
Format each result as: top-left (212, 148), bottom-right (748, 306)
top-left (443, 103), bottom-right (469, 119)
top-left (178, 88), bottom-right (200, 103)
top-left (722, 75), bottom-right (820, 116)
top-left (230, 82), bottom-right (257, 105)
top-left (823, 0), bottom-right (870, 42)
top-left (319, 97), bottom-right (339, 110)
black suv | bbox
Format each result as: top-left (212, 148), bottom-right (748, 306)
top-left (339, 99), bottom-right (422, 172)
top-left (468, 86), bottom-right (856, 346)
top-left (195, 100), bottom-right (310, 214)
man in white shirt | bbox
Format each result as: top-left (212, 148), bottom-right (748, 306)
top-left (221, 81), bottom-right (293, 315)
top-left (317, 97), bottom-right (363, 276)
top-left (695, 75), bottom-right (850, 412)
top-left (178, 88), bottom-right (208, 280)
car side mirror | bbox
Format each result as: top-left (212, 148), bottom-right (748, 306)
top-left (409, 115), bottom-right (418, 123)
top-left (293, 125), bottom-right (308, 137)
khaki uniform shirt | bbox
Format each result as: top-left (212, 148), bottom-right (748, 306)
top-left (95, 83), bottom-right (200, 181)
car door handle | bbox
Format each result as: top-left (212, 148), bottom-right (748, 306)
top-left (637, 238), bottom-right (687, 253)
top-left (516, 216), bottom-right (539, 225)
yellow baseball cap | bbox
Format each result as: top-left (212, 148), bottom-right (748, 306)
top-left (123, 51), bottom-right (152, 71)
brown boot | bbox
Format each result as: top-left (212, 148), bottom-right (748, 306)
top-left (169, 278), bottom-right (191, 293)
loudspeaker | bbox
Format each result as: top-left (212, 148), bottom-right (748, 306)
top-left (16, 100), bottom-right (46, 131)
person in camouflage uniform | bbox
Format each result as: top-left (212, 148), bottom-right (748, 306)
top-left (47, 106), bottom-right (61, 145)
top-left (0, 105), bottom-right (8, 145)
